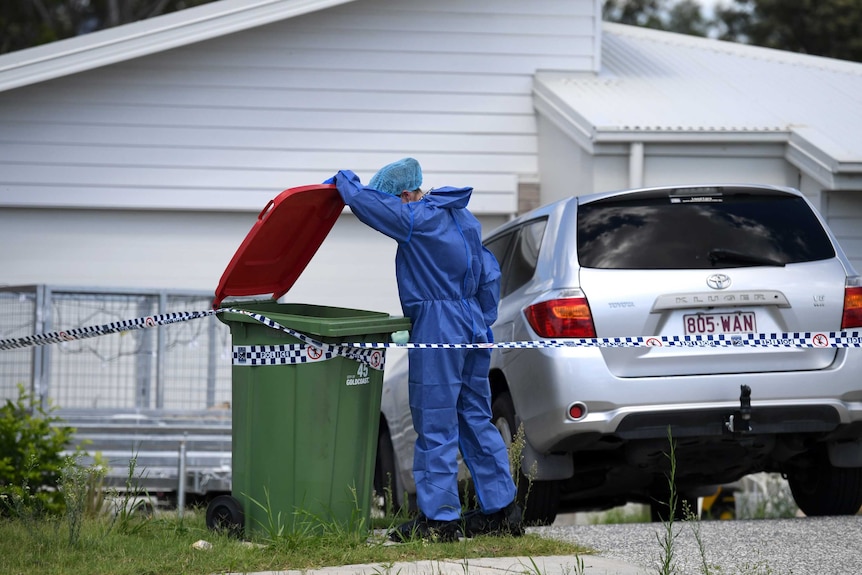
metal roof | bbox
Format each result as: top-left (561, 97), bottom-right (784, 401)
top-left (0, 0), bottom-right (355, 93)
top-left (534, 22), bottom-right (862, 177)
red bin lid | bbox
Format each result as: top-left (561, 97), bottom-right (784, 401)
top-left (212, 184), bottom-right (344, 308)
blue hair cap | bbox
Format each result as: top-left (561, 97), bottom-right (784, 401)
top-left (369, 157), bottom-right (423, 196)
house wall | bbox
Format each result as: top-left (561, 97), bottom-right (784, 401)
top-left (0, 207), bottom-right (508, 316)
top-left (798, 172), bottom-right (824, 209)
top-left (795, 173), bottom-right (862, 273)
top-left (535, 114), bottom-right (597, 203)
top-left (643, 143), bottom-right (793, 187)
top-left (536, 126), bottom-right (801, 199)
top-left (822, 191), bottom-right (862, 274)
top-left (0, 0), bottom-right (598, 309)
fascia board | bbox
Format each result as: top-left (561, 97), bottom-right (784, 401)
top-left (787, 130), bottom-right (862, 189)
top-left (533, 83), bottom-right (597, 153)
top-left (592, 130), bottom-right (789, 144)
top-left (0, 0), bottom-right (356, 93)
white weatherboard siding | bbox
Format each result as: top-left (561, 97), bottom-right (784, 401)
top-left (0, 207), bottom-right (507, 317)
top-left (823, 192), bottom-right (862, 274)
top-left (0, 0), bottom-right (597, 214)
top-left (0, 0), bottom-right (598, 306)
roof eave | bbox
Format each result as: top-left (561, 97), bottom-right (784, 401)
top-left (535, 88), bottom-right (790, 152)
top-left (787, 132), bottom-right (862, 189)
top-left (538, 93), bottom-right (862, 189)
top-left (0, 0), bottom-right (355, 93)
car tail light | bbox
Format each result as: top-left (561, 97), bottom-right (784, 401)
top-left (525, 297), bottom-right (596, 338)
top-left (842, 285), bottom-right (862, 329)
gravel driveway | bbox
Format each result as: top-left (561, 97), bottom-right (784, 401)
top-left (530, 516), bottom-right (861, 574)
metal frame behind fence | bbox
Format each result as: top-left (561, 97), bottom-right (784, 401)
top-left (0, 284), bottom-right (232, 414)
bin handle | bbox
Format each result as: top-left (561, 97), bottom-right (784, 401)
top-left (257, 199), bottom-right (275, 221)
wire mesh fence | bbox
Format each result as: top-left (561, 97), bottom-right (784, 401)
top-left (0, 285), bottom-right (232, 413)
top-left (0, 287), bottom-right (39, 403)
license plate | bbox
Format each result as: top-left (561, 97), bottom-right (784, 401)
top-left (683, 312), bottom-right (756, 335)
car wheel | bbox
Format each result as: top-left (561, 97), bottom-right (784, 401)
top-left (374, 422), bottom-right (404, 515)
top-left (492, 391), bottom-right (561, 526)
top-left (374, 422), bottom-right (418, 515)
top-left (787, 450), bottom-right (862, 516)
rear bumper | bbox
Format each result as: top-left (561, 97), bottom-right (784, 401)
top-left (505, 346), bottom-right (862, 454)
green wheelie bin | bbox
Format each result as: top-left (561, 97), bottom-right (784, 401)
top-left (206, 184), bottom-right (410, 537)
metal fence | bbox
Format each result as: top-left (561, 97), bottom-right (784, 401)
top-left (0, 285), bottom-right (232, 414)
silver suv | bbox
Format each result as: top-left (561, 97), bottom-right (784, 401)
top-left (375, 184), bottom-right (862, 524)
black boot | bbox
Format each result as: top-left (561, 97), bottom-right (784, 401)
top-left (389, 513), bottom-right (462, 542)
top-left (463, 501), bottom-right (524, 538)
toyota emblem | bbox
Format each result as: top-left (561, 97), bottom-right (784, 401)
top-left (706, 273), bottom-right (732, 290)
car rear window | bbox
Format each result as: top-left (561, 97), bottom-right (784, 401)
top-left (577, 188), bottom-right (836, 269)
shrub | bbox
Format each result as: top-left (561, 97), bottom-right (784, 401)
top-left (0, 384), bottom-right (76, 517)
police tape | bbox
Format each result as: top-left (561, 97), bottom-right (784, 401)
top-left (1, 308), bottom-right (861, 371)
top-left (0, 309), bottom-right (220, 351)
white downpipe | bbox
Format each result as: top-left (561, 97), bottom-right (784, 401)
top-left (629, 142), bottom-right (644, 188)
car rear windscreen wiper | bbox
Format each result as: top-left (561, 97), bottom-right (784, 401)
top-left (708, 248), bottom-right (786, 267)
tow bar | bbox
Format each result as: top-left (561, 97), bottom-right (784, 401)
top-left (725, 384), bottom-right (752, 434)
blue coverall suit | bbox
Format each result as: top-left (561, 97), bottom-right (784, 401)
top-left (331, 170), bottom-right (517, 521)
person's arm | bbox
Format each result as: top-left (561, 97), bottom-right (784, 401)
top-left (330, 170), bottom-right (414, 243)
top-left (477, 246), bottom-right (501, 329)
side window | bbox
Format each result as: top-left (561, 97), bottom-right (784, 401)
top-left (484, 232), bottom-right (516, 294)
top-left (504, 219), bottom-right (547, 297)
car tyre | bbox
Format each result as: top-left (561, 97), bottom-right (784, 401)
top-left (375, 421), bottom-right (415, 515)
top-left (787, 450), bottom-right (862, 516)
top-left (492, 391), bottom-right (560, 526)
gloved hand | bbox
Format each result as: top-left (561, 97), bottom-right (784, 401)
top-left (391, 330), bottom-right (410, 345)
top-left (322, 174), bottom-right (337, 185)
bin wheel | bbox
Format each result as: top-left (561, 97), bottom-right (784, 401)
top-left (206, 495), bottom-right (244, 537)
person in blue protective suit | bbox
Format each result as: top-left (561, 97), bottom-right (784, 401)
top-left (327, 158), bottom-right (523, 542)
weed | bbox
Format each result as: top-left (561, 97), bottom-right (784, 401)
top-left (572, 555), bottom-right (586, 575)
top-left (1, 455), bottom-right (43, 522)
top-left (246, 486), bottom-right (287, 541)
top-left (105, 455), bottom-right (152, 535)
top-left (371, 561), bottom-right (400, 575)
top-left (651, 428), bottom-right (783, 575)
top-left (523, 555), bottom-right (586, 575)
top-left (509, 420), bottom-right (527, 485)
top-left (83, 453), bottom-right (108, 517)
top-left (654, 426), bottom-right (681, 575)
top-left (511, 421), bottom-right (540, 519)
top-left (245, 483), bottom-right (371, 545)
top-left (683, 499), bottom-right (714, 575)
top-left (380, 474), bottom-right (397, 519)
top-left (58, 455), bottom-right (99, 546)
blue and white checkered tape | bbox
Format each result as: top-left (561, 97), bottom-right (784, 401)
top-left (1, 307), bottom-right (861, 370)
top-left (232, 344), bottom-right (387, 370)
